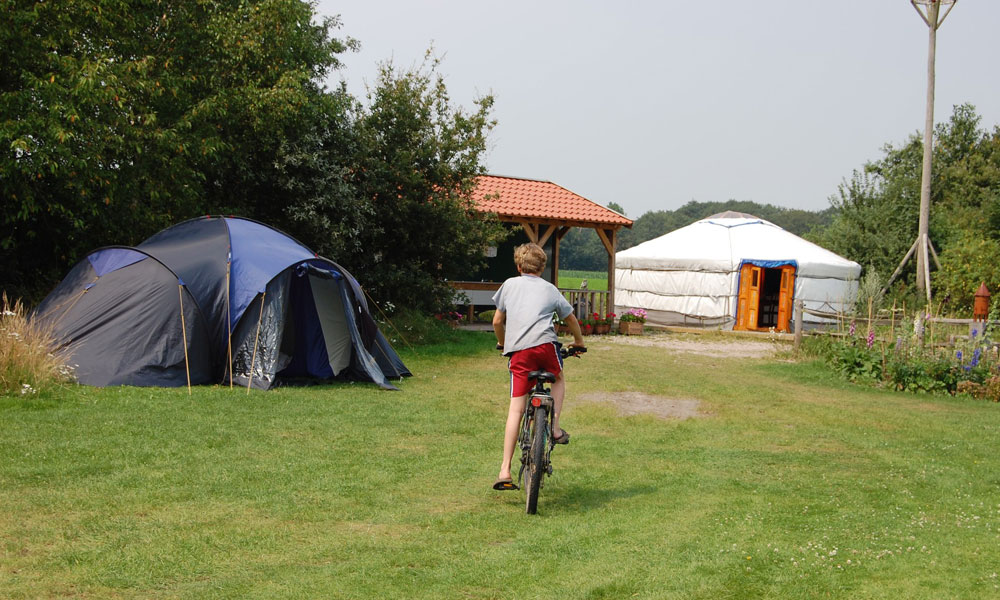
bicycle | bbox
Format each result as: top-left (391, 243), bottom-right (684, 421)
top-left (515, 344), bottom-right (586, 514)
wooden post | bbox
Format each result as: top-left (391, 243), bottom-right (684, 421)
top-left (595, 227), bottom-right (617, 316)
top-left (605, 229), bottom-right (618, 314)
top-left (226, 260), bottom-right (233, 389)
top-left (793, 299), bottom-right (804, 351)
top-left (178, 284), bottom-right (192, 396)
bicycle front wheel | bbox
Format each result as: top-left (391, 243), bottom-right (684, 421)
top-left (525, 405), bottom-right (547, 515)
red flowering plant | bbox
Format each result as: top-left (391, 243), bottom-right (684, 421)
top-left (434, 311), bottom-right (464, 323)
top-left (619, 308), bottom-right (647, 323)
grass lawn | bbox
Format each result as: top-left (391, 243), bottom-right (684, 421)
top-left (3, 331), bottom-right (1000, 598)
top-left (558, 269), bottom-right (607, 291)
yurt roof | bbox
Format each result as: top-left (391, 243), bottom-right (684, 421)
top-left (617, 214), bottom-right (861, 279)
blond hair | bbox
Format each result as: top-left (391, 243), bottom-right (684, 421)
top-left (514, 243), bottom-right (546, 275)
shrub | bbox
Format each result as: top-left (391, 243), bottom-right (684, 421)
top-left (620, 308), bottom-right (647, 323)
top-left (0, 294), bottom-right (75, 396)
top-left (375, 307), bottom-right (466, 347)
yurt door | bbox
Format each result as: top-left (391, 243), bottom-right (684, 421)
top-left (776, 266), bottom-right (796, 332)
top-left (736, 264), bottom-right (762, 330)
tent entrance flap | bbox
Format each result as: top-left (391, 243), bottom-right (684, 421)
top-left (735, 262), bottom-right (796, 332)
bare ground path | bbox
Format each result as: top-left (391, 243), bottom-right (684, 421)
top-left (574, 331), bottom-right (781, 419)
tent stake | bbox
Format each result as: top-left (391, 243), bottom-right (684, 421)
top-left (247, 291), bottom-right (266, 394)
top-left (226, 260), bottom-right (233, 389)
top-left (178, 284), bottom-right (192, 396)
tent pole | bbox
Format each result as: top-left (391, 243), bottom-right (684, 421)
top-left (226, 260), bottom-right (233, 389)
top-left (178, 284), bottom-right (192, 396)
top-left (247, 291), bottom-right (266, 394)
top-left (50, 276), bottom-right (99, 328)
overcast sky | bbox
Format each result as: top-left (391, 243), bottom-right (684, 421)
top-left (315, 1), bottom-right (1000, 219)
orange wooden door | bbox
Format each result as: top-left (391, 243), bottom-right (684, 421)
top-left (736, 264), bottom-right (762, 330)
top-left (776, 266), bottom-right (796, 332)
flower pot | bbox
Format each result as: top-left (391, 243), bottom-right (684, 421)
top-left (618, 321), bottom-right (644, 335)
top-left (594, 323), bottom-right (611, 335)
top-left (581, 324), bottom-right (593, 336)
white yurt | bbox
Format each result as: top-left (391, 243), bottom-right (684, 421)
top-left (614, 212), bottom-right (861, 331)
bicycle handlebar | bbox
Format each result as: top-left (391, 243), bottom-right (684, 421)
top-left (495, 344), bottom-right (587, 358)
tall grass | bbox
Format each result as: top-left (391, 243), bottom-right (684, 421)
top-left (0, 294), bottom-right (74, 396)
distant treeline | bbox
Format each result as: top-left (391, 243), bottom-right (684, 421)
top-left (560, 200), bottom-right (835, 271)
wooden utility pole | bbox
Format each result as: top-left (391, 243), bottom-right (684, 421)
top-left (906, 0), bottom-right (956, 303)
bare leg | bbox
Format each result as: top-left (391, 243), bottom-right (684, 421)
top-left (551, 372), bottom-right (566, 437)
top-left (498, 394), bottom-right (527, 480)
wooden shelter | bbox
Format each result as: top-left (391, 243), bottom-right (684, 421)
top-left (452, 175), bottom-right (632, 319)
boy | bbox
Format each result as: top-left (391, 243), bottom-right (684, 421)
top-left (491, 243), bottom-right (584, 491)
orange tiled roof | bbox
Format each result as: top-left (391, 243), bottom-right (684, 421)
top-left (472, 175), bottom-right (632, 228)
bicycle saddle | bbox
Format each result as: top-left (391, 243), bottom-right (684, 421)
top-left (529, 370), bottom-right (556, 383)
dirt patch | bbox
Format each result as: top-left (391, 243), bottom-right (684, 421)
top-left (604, 332), bottom-right (777, 358)
top-left (579, 391), bottom-right (707, 420)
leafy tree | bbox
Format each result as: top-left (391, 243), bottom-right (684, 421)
top-left (1, 0), bottom-right (354, 301)
top-left (349, 55), bottom-right (506, 313)
top-left (811, 104), bottom-right (1000, 311)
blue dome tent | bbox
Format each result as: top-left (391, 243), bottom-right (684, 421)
top-left (34, 216), bottom-right (410, 390)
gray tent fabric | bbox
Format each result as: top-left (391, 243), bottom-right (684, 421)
top-left (34, 216), bottom-right (411, 390)
top-left (310, 274), bottom-right (352, 377)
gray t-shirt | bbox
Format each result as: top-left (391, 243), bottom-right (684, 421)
top-left (492, 274), bottom-right (574, 355)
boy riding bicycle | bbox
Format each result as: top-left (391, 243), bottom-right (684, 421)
top-left (491, 243), bottom-right (585, 491)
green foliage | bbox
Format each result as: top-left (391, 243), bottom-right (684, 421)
top-left (934, 231), bottom-right (1000, 311)
top-left (854, 268), bottom-right (886, 316)
top-left (349, 54), bottom-right (505, 313)
top-left (2, 6), bottom-right (504, 316)
top-left (804, 308), bottom-right (1000, 396)
top-left (375, 307), bottom-right (468, 348)
top-left (810, 104), bottom-right (1000, 312)
top-left (0, 0), bottom-right (354, 302)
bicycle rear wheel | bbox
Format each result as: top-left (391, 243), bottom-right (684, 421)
top-left (525, 405), bottom-right (547, 515)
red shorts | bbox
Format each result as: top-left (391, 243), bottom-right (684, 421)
top-left (508, 343), bottom-right (563, 397)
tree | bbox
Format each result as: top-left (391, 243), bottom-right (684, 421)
top-left (811, 104), bottom-right (1000, 310)
top-left (349, 55), bottom-right (506, 313)
top-left (1, 0), bottom-right (354, 301)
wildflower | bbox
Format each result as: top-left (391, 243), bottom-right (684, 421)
top-left (972, 347), bottom-right (982, 368)
top-left (866, 329), bottom-right (875, 349)
top-left (849, 321), bottom-right (856, 336)
top-left (2, 310), bottom-right (16, 317)
top-left (972, 328), bottom-right (979, 339)
top-left (956, 350), bottom-right (963, 361)
top-left (20, 383), bottom-right (36, 396)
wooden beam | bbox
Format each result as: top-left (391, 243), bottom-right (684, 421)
top-left (552, 231), bottom-right (560, 287)
top-left (606, 229), bottom-right (617, 313)
top-left (556, 226), bottom-right (571, 241)
top-left (498, 215), bottom-right (631, 230)
top-left (595, 228), bottom-right (614, 255)
top-left (516, 220), bottom-right (538, 243)
top-left (537, 224), bottom-right (558, 247)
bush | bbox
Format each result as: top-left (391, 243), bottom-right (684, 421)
top-left (375, 307), bottom-right (468, 347)
top-left (0, 294), bottom-right (75, 396)
top-left (804, 311), bottom-right (1000, 399)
